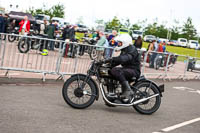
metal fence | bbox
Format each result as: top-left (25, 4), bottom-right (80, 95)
top-left (0, 33), bottom-right (200, 81)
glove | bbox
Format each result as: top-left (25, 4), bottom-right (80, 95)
top-left (104, 58), bottom-right (113, 63)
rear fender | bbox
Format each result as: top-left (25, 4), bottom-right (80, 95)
top-left (71, 74), bottom-right (99, 100)
top-left (134, 77), bottom-right (164, 97)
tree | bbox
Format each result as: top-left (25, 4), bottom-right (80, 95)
top-left (181, 17), bottom-right (197, 40)
top-left (170, 19), bottom-right (181, 40)
top-left (130, 24), bottom-right (142, 31)
top-left (26, 3), bottom-right (65, 19)
top-left (105, 16), bottom-right (122, 31)
top-left (50, 4), bottom-right (65, 18)
top-left (123, 19), bottom-right (131, 29)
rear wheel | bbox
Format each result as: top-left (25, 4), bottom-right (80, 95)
top-left (133, 82), bottom-right (161, 115)
top-left (62, 75), bottom-right (97, 109)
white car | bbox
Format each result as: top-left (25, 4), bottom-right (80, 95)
top-left (158, 38), bottom-right (169, 43)
top-left (131, 30), bottom-right (143, 40)
top-left (188, 40), bottom-right (199, 49)
top-left (143, 35), bottom-right (156, 42)
top-left (176, 38), bottom-right (188, 47)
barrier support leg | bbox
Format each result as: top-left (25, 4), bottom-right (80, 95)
top-left (42, 73), bottom-right (46, 82)
top-left (56, 74), bottom-right (65, 81)
top-left (5, 70), bottom-right (11, 79)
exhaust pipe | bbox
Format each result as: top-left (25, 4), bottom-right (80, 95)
top-left (100, 84), bottom-right (159, 107)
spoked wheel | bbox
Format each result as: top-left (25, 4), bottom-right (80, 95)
top-left (62, 75), bottom-right (97, 109)
top-left (90, 48), bottom-right (98, 60)
top-left (154, 57), bottom-right (161, 70)
top-left (18, 38), bottom-right (30, 53)
top-left (133, 82), bottom-right (161, 115)
top-left (8, 35), bottom-right (16, 42)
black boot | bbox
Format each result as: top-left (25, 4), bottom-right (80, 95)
top-left (121, 81), bottom-right (134, 102)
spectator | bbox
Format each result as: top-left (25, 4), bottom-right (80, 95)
top-left (19, 16), bottom-right (30, 35)
top-left (0, 13), bottom-right (4, 33)
top-left (134, 36), bottom-right (143, 49)
top-left (46, 21), bottom-right (55, 50)
top-left (96, 31), bottom-right (107, 60)
top-left (9, 19), bottom-right (16, 32)
top-left (40, 19), bottom-right (47, 35)
top-left (3, 14), bottom-right (9, 33)
top-left (105, 30), bottom-right (118, 59)
top-left (158, 41), bottom-right (163, 52)
top-left (148, 40), bottom-right (157, 68)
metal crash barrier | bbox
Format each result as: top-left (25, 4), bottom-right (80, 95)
top-left (0, 33), bottom-right (200, 81)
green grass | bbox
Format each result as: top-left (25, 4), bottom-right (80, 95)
top-left (141, 42), bottom-right (200, 61)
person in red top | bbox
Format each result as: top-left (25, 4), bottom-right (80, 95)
top-left (158, 41), bottom-right (163, 52)
top-left (19, 16), bottom-right (30, 35)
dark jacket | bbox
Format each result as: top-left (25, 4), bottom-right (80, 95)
top-left (0, 16), bottom-right (4, 33)
top-left (134, 39), bottom-right (143, 49)
top-left (112, 45), bottom-right (141, 76)
top-left (46, 24), bottom-right (55, 39)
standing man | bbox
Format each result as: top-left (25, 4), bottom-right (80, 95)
top-left (96, 31), bottom-right (107, 60)
top-left (46, 21), bottom-right (55, 50)
top-left (19, 16), bottom-right (30, 35)
top-left (0, 13), bottom-right (4, 33)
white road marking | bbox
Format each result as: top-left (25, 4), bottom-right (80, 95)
top-left (162, 117), bottom-right (200, 132)
top-left (153, 117), bottom-right (200, 133)
top-left (173, 87), bottom-right (195, 91)
top-left (173, 86), bottom-right (200, 95)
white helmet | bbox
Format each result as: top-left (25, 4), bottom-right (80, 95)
top-left (114, 34), bottom-right (133, 51)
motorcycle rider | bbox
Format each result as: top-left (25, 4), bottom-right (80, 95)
top-left (105, 34), bottom-right (141, 102)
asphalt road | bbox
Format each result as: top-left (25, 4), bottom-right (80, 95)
top-left (0, 80), bottom-right (200, 133)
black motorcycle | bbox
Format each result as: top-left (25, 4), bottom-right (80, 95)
top-left (18, 33), bottom-right (48, 53)
top-left (8, 27), bottom-right (20, 42)
top-left (62, 59), bottom-right (164, 114)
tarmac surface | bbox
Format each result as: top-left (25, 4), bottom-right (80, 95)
top-left (0, 78), bottom-right (200, 133)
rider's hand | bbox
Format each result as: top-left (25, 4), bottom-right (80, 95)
top-left (104, 58), bottom-right (113, 63)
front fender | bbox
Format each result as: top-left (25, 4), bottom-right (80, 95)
top-left (134, 78), bottom-right (164, 97)
top-left (71, 74), bottom-right (99, 100)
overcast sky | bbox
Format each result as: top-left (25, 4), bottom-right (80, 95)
top-left (1, 0), bottom-right (200, 32)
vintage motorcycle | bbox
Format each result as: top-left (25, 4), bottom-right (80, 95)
top-left (18, 33), bottom-right (48, 53)
top-left (62, 59), bottom-right (164, 114)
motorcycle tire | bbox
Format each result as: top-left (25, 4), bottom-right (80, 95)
top-left (8, 35), bottom-right (16, 42)
top-left (62, 75), bottom-right (97, 109)
top-left (90, 48), bottom-right (98, 60)
top-left (154, 57), bottom-right (161, 70)
top-left (18, 38), bottom-right (30, 53)
top-left (133, 82), bottom-right (161, 115)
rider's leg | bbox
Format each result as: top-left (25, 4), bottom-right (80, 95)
top-left (110, 67), bottom-right (137, 101)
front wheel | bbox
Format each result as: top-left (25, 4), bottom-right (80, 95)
top-left (133, 82), bottom-right (161, 115)
top-left (18, 38), bottom-right (30, 53)
top-left (62, 75), bottom-right (97, 109)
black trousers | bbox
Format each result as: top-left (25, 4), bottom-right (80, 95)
top-left (110, 67), bottom-right (140, 83)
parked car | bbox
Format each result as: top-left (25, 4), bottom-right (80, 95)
top-left (187, 58), bottom-right (200, 71)
top-left (176, 38), bottom-right (187, 47)
top-left (35, 14), bottom-right (50, 25)
top-left (167, 40), bottom-right (177, 46)
top-left (187, 40), bottom-right (199, 49)
top-left (118, 28), bottom-right (129, 35)
top-left (143, 35), bottom-right (156, 42)
top-left (158, 38), bottom-right (169, 43)
top-left (131, 30), bottom-right (143, 40)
